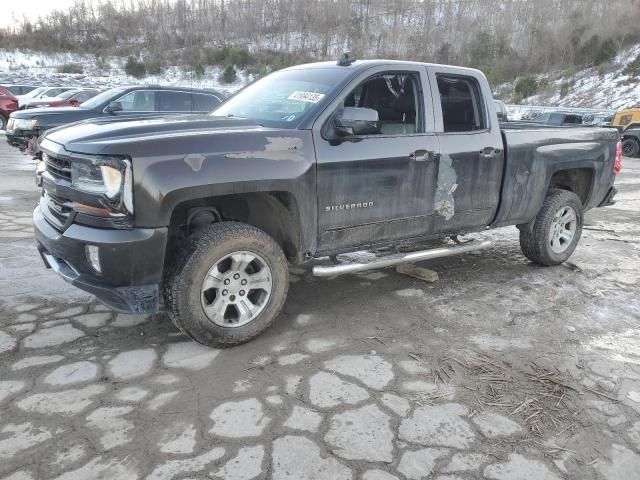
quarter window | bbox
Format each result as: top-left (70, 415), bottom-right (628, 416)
top-left (437, 75), bottom-right (486, 132)
top-left (193, 93), bottom-right (221, 112)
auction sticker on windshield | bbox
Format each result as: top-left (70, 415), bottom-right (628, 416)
top-left (288, 91), bottom-right (325, 103)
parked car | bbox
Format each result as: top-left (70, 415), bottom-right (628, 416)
top-left (16, 87), bottom-right (76, 108)
top-left (1, 84), bottom-right (38, 96)
top-left (25, 89), bottom-right (101, 109)
top-left (494, 100), bottom-right (508, 121)
top-left (20, 87), bottom-right (90, 110)
top-left (0, 86), bottom-right (19, 130)
top-left (6, 85), bottom-right (225, 153)
top-left (32, 59), bottom-right (622, 347)
top-left (534, 112), bottom-right (583, 126)
top-left (20, 87), bottom-right (82, 109)
top-left (621, 125), bottom-right (640, 157)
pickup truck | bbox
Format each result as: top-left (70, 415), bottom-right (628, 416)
top-left (534, 112), bottom-right (584, 126)
top-left (622, 125), bottom-right (640, 157)
top-left (33, 58), bottom-right (622, 347)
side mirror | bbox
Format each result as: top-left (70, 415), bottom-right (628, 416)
top-left (105, 101), bottom-right (122, 113)
top-left (333, 107), bottom-right (379, 137)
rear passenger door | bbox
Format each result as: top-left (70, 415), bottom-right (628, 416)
top-left (428, 66), bottom-right (505, 232)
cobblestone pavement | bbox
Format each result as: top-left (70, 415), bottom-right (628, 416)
top-left (1, 138), bottom-right (639, 480)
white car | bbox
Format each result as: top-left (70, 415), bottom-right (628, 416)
top-left (15, 86), bottom-right (75, 108)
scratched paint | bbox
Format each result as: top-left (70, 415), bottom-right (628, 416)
top-left (183, 153), bottom-right (205, 172)
top-left (225, 137), bottom-right (304, 161)
top-left (434, 154), bottom-right (458, 220)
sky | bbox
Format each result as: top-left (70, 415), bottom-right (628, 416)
top-left (1, 0), bottom-right (79, 29)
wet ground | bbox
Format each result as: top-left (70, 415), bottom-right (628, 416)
top-left (0, 138), bottom-right (639, 480)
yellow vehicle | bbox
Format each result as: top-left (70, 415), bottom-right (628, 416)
top-left (612, 108), bottom-right (640, 130)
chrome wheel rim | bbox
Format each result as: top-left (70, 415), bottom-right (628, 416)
top-left (200, 251), bottom-right (273, 328)
top-left (549, 206), bottom-right (577, 254)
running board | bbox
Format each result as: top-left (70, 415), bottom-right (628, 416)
top-left (312, 239), bottom-right (492, 277)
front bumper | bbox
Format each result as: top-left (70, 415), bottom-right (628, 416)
top-left (6, 131), bottom-right (31, 150)
top-left (33, 205), bottom-right (168, 313)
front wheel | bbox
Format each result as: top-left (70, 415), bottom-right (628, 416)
top-left (0, 115), bottom-right (7, 131)
top-left (622, 138), bottom-right (639, 158)
top-left (519, 189), bottom-right (583, 266)
top-left (167, 222), bottom-right (289, 347)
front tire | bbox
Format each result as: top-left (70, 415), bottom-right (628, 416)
top-left (0, 115), bottom-right (7, 131)
top-left (167, 222), bottom-right (289, 347)
top-left (622, 138), bottom-right (639, 158)
top-left (519, 189), bottom-right (583, 266)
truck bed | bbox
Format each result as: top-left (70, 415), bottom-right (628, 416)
top-left (491, 125), bottom-right (619, 227)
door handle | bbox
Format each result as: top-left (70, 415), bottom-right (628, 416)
top-left (409, 149), bottom-right (439, 162)
top-left (480, 147), bottom-right (501, 158)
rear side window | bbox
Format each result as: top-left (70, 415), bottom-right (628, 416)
top-left (158, 91), bottom-right (192, 111)
top-left (192, 93), bottom-right (221, 112)
top-left (437, 75), bottom-right (486, 132)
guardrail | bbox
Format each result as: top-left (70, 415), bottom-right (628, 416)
top-left (505, 104), bottom-right (616, 118)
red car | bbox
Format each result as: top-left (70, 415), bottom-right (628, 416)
top-left (25, 89), bottom-right (101, 109)
top-left (0, 87), bottom-right (19, 130)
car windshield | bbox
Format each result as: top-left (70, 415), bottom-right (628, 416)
top-left (212, 68), bottom-right (348, 128)
top-left (80, 87), bottom-right (127, 109)
top-left (25, 87), bottom-right (48, 98)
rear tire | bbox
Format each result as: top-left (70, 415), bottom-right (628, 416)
top-left (166, 222), bottom-right (289, 348)
top-left (519, 189), bottom-right (583, 266)
top-left (622, 138), bottom-right (639, 158)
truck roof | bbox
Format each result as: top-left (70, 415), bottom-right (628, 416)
top-left (283, 59), bottom-right (484, 77)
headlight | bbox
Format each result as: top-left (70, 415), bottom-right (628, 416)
top-left (13, 118), bottom-right (37, 130)
top-left (71, 157), bottom-right (133, 214)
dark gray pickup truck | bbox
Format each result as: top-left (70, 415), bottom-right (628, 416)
top-left (33, 59), bottom-right (622, 347)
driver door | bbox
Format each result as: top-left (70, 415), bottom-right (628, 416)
top-left (313, 66), bottom-right (440, 253)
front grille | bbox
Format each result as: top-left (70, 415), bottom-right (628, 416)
top-left (44, 191), bottom-right (73, 227)
top-left (45, 154), bottom-right (72, 181)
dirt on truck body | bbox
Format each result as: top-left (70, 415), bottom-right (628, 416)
top-left (32, 57), bottom-right (622, 347)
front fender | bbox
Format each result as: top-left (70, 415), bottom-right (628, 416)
top-left (130, 129), bottom-right (317, 252)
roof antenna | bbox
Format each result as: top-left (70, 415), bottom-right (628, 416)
top-left (337, 52), bottom-right (356, 66)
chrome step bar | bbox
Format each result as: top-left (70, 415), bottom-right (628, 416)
top-left (312, 239), bottom-right (492, 277)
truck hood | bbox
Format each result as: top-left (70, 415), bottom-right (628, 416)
top-left (12, 106), bottom-right (89, 118)
top-left (44, 115), bottom-right (265, 153)
top-left (11, 106), bottom-right (100, 128)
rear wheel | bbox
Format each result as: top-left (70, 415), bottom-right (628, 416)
top-left (622, 138), bottom-right (639, 158)
top-left (519, 189), bottom-right (583, 266)
top-left (167, 222), bottom-right (289, 347)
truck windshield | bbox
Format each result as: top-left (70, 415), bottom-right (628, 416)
top-left (213, 68), bottom-right (348, 128)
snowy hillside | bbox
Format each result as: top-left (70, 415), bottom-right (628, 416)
top-left (495, 44), bottom-right (640, 110)
top-left (0, 49), bottom-right (250, 95)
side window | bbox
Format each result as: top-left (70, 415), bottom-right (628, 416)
top-left (192, 93), bottom-right (221, 112)
top-left (158, 91), bottom-right (192, 112)
top-left (341, 72), bottom-right (422, 135)
top-left (116, 91), bottom-right (156, 111)
top-left (437, 75), bottom-right (486, 132)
